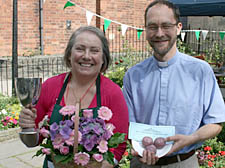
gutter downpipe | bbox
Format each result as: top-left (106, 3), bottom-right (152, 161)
top-left (39, 0), bottom-right (43, 55)
top-left (12, 0), bottom-right (18, 96)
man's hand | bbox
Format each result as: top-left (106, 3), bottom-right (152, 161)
top-left (139, 150), bottom-right (159, 165)
top-left (131, 148), bottom-right (158, 165)
top-left (166, 134), bottom-right (194, 155)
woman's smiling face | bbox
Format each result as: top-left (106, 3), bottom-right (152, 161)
top-left (70, 31), bottom-right (103, 77)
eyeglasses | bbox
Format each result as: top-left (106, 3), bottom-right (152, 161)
top-left (146, 23), bottom-right (177, 32)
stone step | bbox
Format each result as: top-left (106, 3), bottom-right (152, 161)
top-left (0, 127), bottom-right (20, 142)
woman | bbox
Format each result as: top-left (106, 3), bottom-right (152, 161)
top-left (19, 26), bottom-right (129, 168)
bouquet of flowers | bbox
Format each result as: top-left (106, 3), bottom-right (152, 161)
top-left (34, 105), bottom-right (125, 167)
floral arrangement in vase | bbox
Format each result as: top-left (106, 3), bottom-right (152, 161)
top-left (34, 105), bottom-right (125, 167)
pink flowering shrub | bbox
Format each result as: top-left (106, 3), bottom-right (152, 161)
top-left (0, 104), bottom-right (21, 130)
top-left (34, 105), bottom-right (125, 166)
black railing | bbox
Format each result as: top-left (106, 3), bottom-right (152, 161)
top-left (0, 26), bottom-right (224, 96)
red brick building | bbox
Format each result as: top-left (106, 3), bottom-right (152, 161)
top-left (0, 0), bottom-right (152, 57)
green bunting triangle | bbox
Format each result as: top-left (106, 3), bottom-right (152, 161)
top-left (104, 19), bottom-right (111, 32)
top-left (195, 30), bottom-right (200, 41)
top-left (219, 32), bottom-right (225, 41)
top-left (64, 1), bottom-right (75, 9)
top-left (137, 29), bottom-right (143, 40)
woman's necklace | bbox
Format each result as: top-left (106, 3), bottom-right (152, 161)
top-left (68, 78), bottom-right (96, 106)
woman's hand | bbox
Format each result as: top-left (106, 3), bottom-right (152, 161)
top-left (19, 104), bottom-right (37, 129)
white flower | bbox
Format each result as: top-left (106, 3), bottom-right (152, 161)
top-left (1, 109), bottom-right (7, 115)
top-left (38, 115), bottom-right (49, 129)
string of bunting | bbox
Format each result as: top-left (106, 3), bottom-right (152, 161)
top-left (181, 30), bottom-right (225, 41)
top-left (63, 1), bottom-right (225, 41)
top-left (63, 0), bottom-right (144, 39)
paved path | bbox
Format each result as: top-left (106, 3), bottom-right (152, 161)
top-left (0, 138), bottom-right (44, 168)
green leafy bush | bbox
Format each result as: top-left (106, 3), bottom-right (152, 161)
top-left (217, 123), bottom-right (225, 145)
top-left (0, 94), bottom-right (19, 111)
top-left (106, 55), bottom-right (140, 88)
top-left (106, 67), bottom-right (125, 88)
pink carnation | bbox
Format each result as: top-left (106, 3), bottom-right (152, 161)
top-left (93, 154), bottom-right (103, 162)
top-left (97, 140), bottom-right (108, 153)
top-left (42, 148), bottom-right (51, 155)
top-left (83, 109), bottom-right (93, 118)
top-left (40, 127), bottom-right (50, 138)
top-left (97, 106), bottom-right (112, 121)
top-left (59, 105), bottom-right (76, 116)
top-left (106, 123), bottom-right (115, 135)
top-left (60, 146), bottom-right (69, 155)
top-left (74, 152), bottom-right (90, 166)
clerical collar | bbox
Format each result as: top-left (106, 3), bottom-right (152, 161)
top-left (158, 61), bottom-right (168, 67)
top-left (153, 50), bottom-right (179, 68)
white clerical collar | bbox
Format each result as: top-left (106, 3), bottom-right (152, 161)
top-left (158, 61), bottom-right (168, 67)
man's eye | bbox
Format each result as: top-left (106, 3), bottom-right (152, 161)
top-left (162, 25), bottom-right (172, 29)
top-left (148, 26), bottom-right (157, 30)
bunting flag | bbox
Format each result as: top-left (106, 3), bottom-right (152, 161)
top-left (201, 30), bottom-right (208, 40)
top-left (63, 1), bottom-right (225, 41)
top-left (64, 1), bottom-right (75, 9)
top-left (104, 19), bottom-right (111, 32)
top-left (86, 11), bottom-right (94, 25)
top-left (219, 32), bottom-right (225, 41)
top-left (195, 30), bottom-right (201, 41)
top-left (121, 24), bottom-right (128, 36)
top-left (137, 29), bottom-right (143, 40)
top-left (181, 32), bottom-right (186, 41)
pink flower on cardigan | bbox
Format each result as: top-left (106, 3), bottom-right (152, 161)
top-left (97, 106), bottom-right (112, 121)
top-left (74, 152), bottom-right (90, 166)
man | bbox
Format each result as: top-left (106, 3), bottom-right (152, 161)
top-left (123, 0), bottom-right (225, 167)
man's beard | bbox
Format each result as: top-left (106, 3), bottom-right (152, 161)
top-left (148, 36), bottom-right (177, 57)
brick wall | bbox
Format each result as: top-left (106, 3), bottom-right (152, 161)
top-left (0, 0), bottom-right (13, 57)
top-left (0, 0), bottom-right (152, 57)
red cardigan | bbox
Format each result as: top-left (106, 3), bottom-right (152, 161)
top-left (35, 73), bottom-right (129, 161)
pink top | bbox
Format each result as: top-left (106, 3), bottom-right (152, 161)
top-left (35, 73), bottom-right (129, 161)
